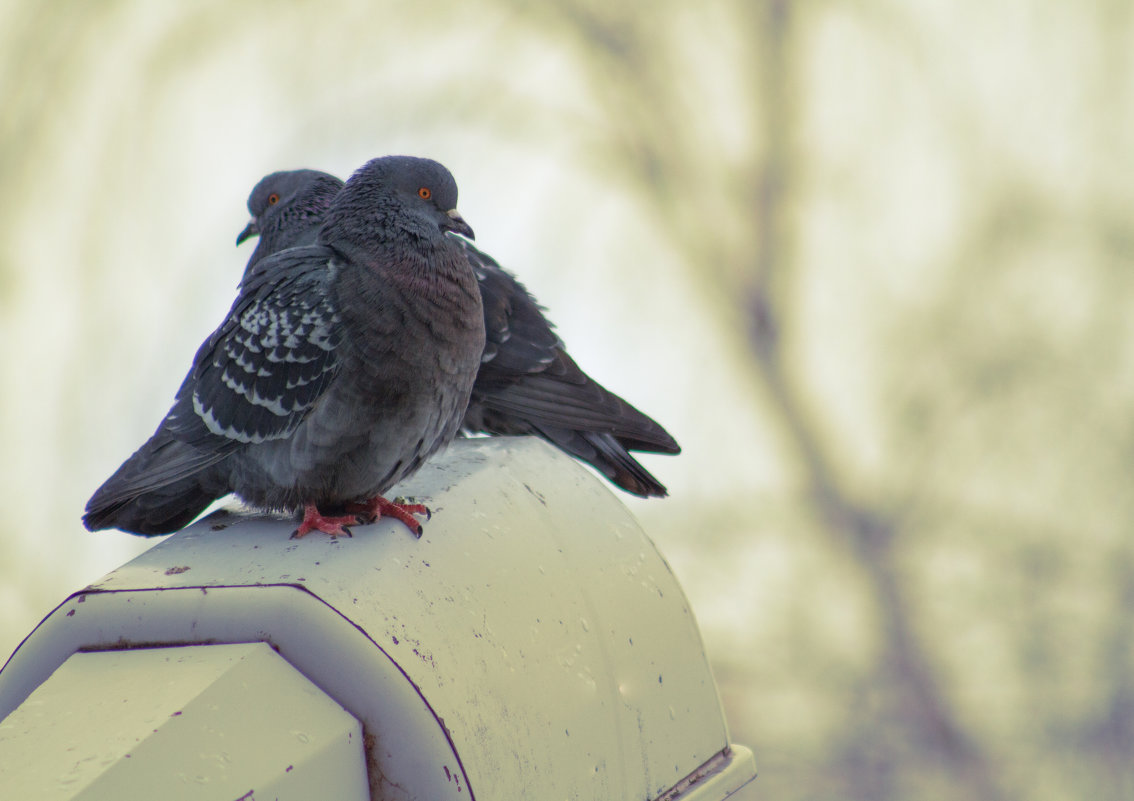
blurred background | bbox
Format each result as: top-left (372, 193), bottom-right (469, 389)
top-left (3, 1), bottom-right (1133, 799)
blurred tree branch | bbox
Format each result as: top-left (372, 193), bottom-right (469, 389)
top-left (508, 2), bottom-right (1010, 799)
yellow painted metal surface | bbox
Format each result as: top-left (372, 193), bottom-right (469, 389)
top-left (0, 643), bottom-right (368, 800)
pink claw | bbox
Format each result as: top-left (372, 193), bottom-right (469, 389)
top-left (347, 495), bottom-right (430, 537)
top-left (291, 504), bottom-right (361, 539)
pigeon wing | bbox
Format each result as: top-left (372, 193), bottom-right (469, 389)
top-left (460, 240), bottom-right (561, 378)
top-left (165, 245), bottom-right (345, 449)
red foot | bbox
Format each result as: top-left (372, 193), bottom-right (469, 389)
top-left (291, 504), bottom-right (361, 539)
top-left (347, 495), bottom-right (430, 537)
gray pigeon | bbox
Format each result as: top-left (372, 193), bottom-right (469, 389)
top-left (236, 169), bottom-right (343, 283)
top-left (84, 155), bottom-right (485, 538)
top-left (238, 170), bottom-right (680, 497)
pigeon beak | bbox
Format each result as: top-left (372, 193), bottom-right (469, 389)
top-left (236, 218), bottom-right (259, 246)
top-left (444, 208), bottom-right (475, 240)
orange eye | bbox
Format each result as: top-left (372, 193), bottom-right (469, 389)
top-left (267, 193), bottom-right (280, 205)
top-left (418, 187), bottom-right (432, 200)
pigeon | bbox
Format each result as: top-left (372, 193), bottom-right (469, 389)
top-left (236, 169), bottom-right (343, 284)
top-left (84, 155), bottom-right (485, 538)
top-left (237, 170), bottom-right (680, 497)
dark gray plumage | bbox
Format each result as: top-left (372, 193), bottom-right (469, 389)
top-left (237, 170), bottom-right (679, 498)
top-left (84, 155), bottom-right (485, 537)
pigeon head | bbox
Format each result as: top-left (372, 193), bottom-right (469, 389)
top-left (321, 156), bottom-right (474, 247)
top-left (236, 169), bottom-right (344, 246)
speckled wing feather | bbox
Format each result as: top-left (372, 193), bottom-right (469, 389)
top-left (167, 245), bottom-right (344, 450)
top-left (83, 245), bottom-right (344, 532)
